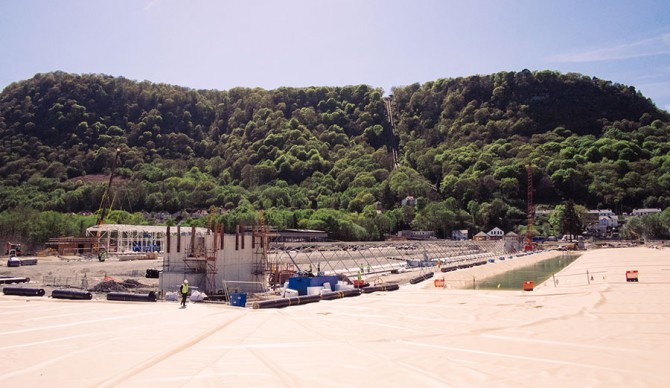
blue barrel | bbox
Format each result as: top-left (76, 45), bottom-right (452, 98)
top-left (230, 292), bottom-right (247, 307)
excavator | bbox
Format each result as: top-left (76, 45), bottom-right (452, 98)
top-left (93, 148), bottom-right (122, 261)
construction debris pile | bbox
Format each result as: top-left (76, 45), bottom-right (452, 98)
top-left (91, 279), bottom-right (148, 293)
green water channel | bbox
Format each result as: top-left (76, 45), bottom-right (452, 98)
top-left (477, 253), bottom-right (581, 290)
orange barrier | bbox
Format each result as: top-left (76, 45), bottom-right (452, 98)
top-left (434, 278), bottom-right (445, 288)
top-left (523, 281), bottom-right (534, 291)
top-left (626, 270), bottom-right (639, 282)
top-left (353, 280), bottom-right (368, 288)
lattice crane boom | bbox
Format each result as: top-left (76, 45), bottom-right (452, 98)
top-left (525, 162), bottom-right (534, 251)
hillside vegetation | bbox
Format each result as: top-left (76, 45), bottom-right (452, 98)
top-left (1, 70), bottom-right (669, 243)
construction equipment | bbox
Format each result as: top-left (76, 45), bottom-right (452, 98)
top-left (97, 148), bottom-right (122, 227)
top-left (94, 148), bottom-right (122, 261)
top-left (5, 242), bottom-right (22, 256)
top-left (524, 162), bottom-right (535, 251)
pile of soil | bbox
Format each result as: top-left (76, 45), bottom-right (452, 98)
top-left (121, 279), bottom-right (146, 289)
top-left (90, 279), bottom-right (149, 293)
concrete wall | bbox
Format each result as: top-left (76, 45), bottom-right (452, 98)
top-left (159, 231), bottom-right (263, 295)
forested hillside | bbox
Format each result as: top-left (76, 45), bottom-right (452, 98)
top-left (1, 70), bottom-right (669, 242)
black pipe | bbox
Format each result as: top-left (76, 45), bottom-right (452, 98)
top-left (409, 272), bottom-right (434, 284)
top-left (320, 289), bottom-right (362, 300)
top-left (19, 258), bottom-right (38, 266)
top-left (51, 289), bottom-right (93, 300)
top-left (252, 294), bottom-right (321, 309)
top-left (0, 277), bottom-right (30, 284)
top-left (107, 291), bottom-right (157, 302)
top-left (361, 283), bottom-right (400, 293)
top-left (3, 287), bottom-right (45, 297)
top-left (252, 298), bottom-right (289, 309)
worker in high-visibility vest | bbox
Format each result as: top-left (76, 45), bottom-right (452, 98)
top-left (180, 279), bottom-right (189, 308)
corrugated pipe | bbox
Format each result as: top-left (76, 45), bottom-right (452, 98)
top-left (320, 288), bottom-right (362, 300)
top-left (107, 291), bottom-right (157, 302)
top-left (51, 289), bottom-right (93, 300)
top-left (3, 287), bottom-right (45, 297)
top-left (0, 277), bottom-right (30, 284)
top-left (409, 272), bottom-right (434, 284)
top-left (361, 283), bottom-right (400, 293)
top-left (252, 294), bottom-right (321, 309)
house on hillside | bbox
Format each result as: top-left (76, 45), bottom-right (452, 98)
top-left (452, 229), bottom-right (468, 240)
top-left (401, 196), bottom-right (417, 206)
top-left (585, 209), bottom-right (619, 238)
top-left (473, 231), bottom-right (488, 241)
top-left (397, 230), bottom-right (435, 240)
top-left (487, 227), bottom-right (504, 240)
top-left (631, 208), bottom-right (662, 217)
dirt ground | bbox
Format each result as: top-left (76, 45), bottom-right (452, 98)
top-left (1, 249), bottom-right (565, 300)
top-left (0, 255), bottom-right (162, 298)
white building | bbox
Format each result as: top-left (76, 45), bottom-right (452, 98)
top-left (631, 208), bottom-right (662, 217)
top-left (487, 227), bottom-right (504, 240)
top-left (451, 229), bottom-right (468, 240)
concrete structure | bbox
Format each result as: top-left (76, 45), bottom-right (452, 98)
top-left (504, 231), bottom-right (522, 252)
top-left (159, 225), bottom-right (265, 296)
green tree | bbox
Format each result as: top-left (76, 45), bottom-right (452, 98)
top-left (559, 200), bottom-right (582, 240)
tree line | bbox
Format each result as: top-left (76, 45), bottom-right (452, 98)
top-left (1, 70), bottom-right (669, 247)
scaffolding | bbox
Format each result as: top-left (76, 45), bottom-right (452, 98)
top-left (206, 224), bottom-right (223, 293)
top-left (251, 212), bottom-right (279, 290)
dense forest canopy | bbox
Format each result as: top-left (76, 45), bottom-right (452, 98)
top-left (1, 70), bottom-right (669, 245)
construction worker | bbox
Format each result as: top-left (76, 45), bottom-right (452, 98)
top-left (180, 279), bottom-right (189, 308)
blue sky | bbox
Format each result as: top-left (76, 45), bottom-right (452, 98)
top-left (1, 0), bottom-right (669, 111)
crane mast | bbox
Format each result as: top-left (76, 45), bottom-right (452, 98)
top-left (524, 162), bottom-right (534, 251)
top-left (97, 148), bottom-right (121, 226)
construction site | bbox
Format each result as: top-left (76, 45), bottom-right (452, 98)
top-left (154, 221), bottom-right (523, 299)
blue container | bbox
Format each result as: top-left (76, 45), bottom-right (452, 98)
top-left (287, 277), bottom-right (311, 295)
top-left (310, 276), bottom-right (338, 288)
top-left (230, 292), bottom-right (247, 307)
top-left (288, 276), bottom-right (339, 295)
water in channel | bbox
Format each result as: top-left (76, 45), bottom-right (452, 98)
top-left (477, 253), bottom-right (580, 290)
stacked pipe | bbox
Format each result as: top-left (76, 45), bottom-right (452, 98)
top-left (361, 283), bottom-right (400, 293)
top-left (440, 259), bottom-right (488, 273)
top-left (0, 277), bottom-right (30, 284)
top-left (3, 287), bottom-right (45, 297)
top-left (253, 284), bottom-right (403, 309)
top-left (252, 294), bottom-right (321, 309)
top-left (107, 291), bottom-right (157, 302)
top-left (320, 288), bottom-right (362, 300)
top-left (409, 272), bottom-right (434, 284)
top-left (51, 289), bottom-right (93, 300)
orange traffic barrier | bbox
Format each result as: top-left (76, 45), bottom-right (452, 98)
top-left (353, 280), bottom-right (368, 288)
top-left (626, 270), bottom-right (639, 282)
top-left (434, 278), bottom-right (445, 288)
top-left (523, 281), bottom-right (534, 291)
